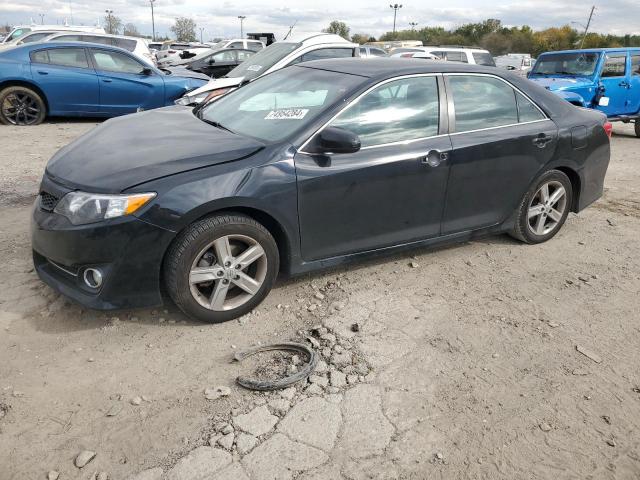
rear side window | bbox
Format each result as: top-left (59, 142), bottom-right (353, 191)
top-left (213, 50), bottom-right (236, 62)
top-left (237, 50), bottom-right (254, 61)
top-left (449, 75), bottom-right (518, 132)
top-left (51, 34), bottom-right (82, 42)
top-left (248, 41), bottom-right (263, 50)
top-left (112, 38), bottom-right (137, 51)
top-left (30, 48), bottom-right (89, 68)
top-left (444, 51), bottom-right (468, 63)
top-left (229, 42), bottom-right (244, 49)
top-left (291, 48), bottom-right (354, 64)
top-left (516, 92), bottom-right (545, 122)
top-left (601, 54), bottom-right (627, 77)
top-left (82, 35), bottom-right (111, 46)
top-left (329, 76), bottom-right (440, 147)
top-left (632, 55), bottom-right (640, 75)
top-left (370, 48), bottom-right (386, 57)
top-left (20, 32), bottom-right (53, 44)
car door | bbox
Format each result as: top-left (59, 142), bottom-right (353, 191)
top-left (628, 53), bottom-right (640, 114)
top-left (598, 52), bottom-right (631, 116)
top-left (295, 75), bottom-right (452, 261)
top-left (88, 48), bottom-right (165, 115)
top-left (29, 47), bottom-right (99, 114)
top-left (202, 50), bottom-right (238, 78)
top-left (441, 74), bottom-right (558, 234)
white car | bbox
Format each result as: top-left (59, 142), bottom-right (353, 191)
top-left (206, 39), bottom-right (265, 51)
top-left (412, 46), bottom-right (496, 66)
top-left (176, 32), bottom-right (358, 106)
top-left (156, 42), bottom-right (210, 63)
top-left (391, 50), bottom-right (439, 60)
top-left (359, 46), bottom-right (387, 58)
top-left (44, 32), bottom-right (155, 66)
top-left (0, 29), bottom-right (82, 50)
top-left (1, 24), bottom-right (105, 44)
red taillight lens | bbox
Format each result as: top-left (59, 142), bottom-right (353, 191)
top-left (604, 122), bottom-right (613, 138)
top-left (401, 53), bottom-right (414, 58)
top-left (168, 49), bottom-right (176, 54)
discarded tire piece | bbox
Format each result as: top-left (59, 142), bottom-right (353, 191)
top-left (234, 342), bottom-right (317, 391)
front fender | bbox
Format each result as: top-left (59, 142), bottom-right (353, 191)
top-left (554, 90), bottom-right (587, 107)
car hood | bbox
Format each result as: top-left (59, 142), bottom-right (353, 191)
top-left (46, 106), bottom-right (264, 193)
top-left (164, 66), bottom-right (210, 81)
top-left (528, 76), bottom-right (594, 91)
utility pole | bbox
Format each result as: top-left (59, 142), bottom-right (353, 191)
top-left (105, 9), bottom-right (113, 34)
top-left (409, 21), bottom-right (418, 31)
top-left (238, 15), bottom-right (246, 38)
top-left (580, 6), bottom-right (595, 49)
top-left (390, 4), bottom-right (402, 36)
top-left (39, 14), bottom-right (45, 25)
top-left (199, 27), bottom-right (204, 43)
top-left (150, 0), bottom-right (156, 41)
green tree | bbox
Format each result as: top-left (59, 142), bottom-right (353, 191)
top-left (351, 33), bottom-right (372, 44)
top-left (123, 23), bottom-right (140, 37)
top-left (323, 21), bottom-right (350, 40)
top-left (103, 14), bottom-right (122, 35)
top-left (171, 17), bottom-right (197, 42)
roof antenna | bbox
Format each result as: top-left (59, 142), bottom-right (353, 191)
top-left (283, 20), bottom-right (297, 40)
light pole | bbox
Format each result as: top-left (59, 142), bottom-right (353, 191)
top-left (238, 15), bottom-right (246, 38)
top-left (199, 27), bottom-right (204, 43)
top-left (390, 4), bottom-right (402, 36)
top-left (105, 9), bottom-right (114, 34)
top-left (578, 6), bottom-right (595, 49)
top-left (150, 0), bottom-right (156, 42)
top-left (409, 21), bottom-right (418, 31)
top-left (39, 14), bottom-right (45, 25)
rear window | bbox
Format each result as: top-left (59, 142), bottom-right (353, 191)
top-left (473, 52), bottom-right (496, 66)
top-left (30, 48), bottom-right (89, 69)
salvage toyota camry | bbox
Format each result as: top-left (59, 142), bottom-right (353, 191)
top-left (32, 59), bottom-right (611, 323)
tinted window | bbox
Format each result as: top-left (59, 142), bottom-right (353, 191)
top-left (516, 92), bottom-right (545, 122)
top-left (112, 38), bottom-right (137, 51)
top-left (82, 35), bottom-right (111, 46)
top-left (472, 52), bottom-right (496, 66)
top-left (632, 55), bottom-right (640, 75)
top-left (213, 50), bottom-right (236, 62)
top-left (237, 50), bottom-right (254, 61)
top-left (370, 48), bottom-right (387, 57)
top-left (229, 42), bottom-right (244, 49)
top-left (52, 34), bottom-right (82, 42)
top-left (91, 50), bottom-right (143, 73)
top-left (292, 48), bottom-right (353, 64)
top-left (444, 51), bottom-right (468, 63)
top-left (7, 28), bottom-right (31, 42)
top-left (248, 41), bottom-right (263, 51)
top-left (42, 48), bottom-right (90, 68)
top-left (450, 75), bottom-right (518, 132)
top-left (20, 32), bottom-right (53, 44)
top-left (330, 76), bottom-right (439, 147)
top-left (359, 47), bottom-right (366, 55)
top-left (602, 54), bottom-right (627, 77)
top-left (201, 67), bottom-right (362, 142)
top-left (30, 50), bottom-right (50, 64)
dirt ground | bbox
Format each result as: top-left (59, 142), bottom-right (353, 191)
top-left (0, 119), bottom-right (639, 479)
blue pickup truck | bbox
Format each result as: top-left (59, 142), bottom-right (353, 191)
top-left (528, 47), bottom-right (640, 136)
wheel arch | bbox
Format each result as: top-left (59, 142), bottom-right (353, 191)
top-left (0, 79), bottom-right (50, 114)
top-left (551, 165), bottom-right (581, 213)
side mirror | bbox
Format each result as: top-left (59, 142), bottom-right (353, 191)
top-left (208, 58), bottom-right (215, 64)
top-left (309, 126), bottom-right (361, 154)
top-left (141, 67), bottom-right (153, 76)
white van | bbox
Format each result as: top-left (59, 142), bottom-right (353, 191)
top-left (2, 25), bottom-right (105, 44)
top-left (45, 32), bottom-right (155, 66)
top-left (391, 46), bottom-right (496, 66)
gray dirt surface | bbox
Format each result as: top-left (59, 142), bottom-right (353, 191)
top-left (0, 120), bottom-right (639, 479)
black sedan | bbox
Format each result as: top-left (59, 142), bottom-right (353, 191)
top-left (32, 59), bottom-right (611, 323)
top-left (183, 48), bottom-right (255, 78)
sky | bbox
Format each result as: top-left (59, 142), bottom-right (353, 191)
top-left (1, 0), bottom-right (639, 41)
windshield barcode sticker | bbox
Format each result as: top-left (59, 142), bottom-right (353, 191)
top-left (247, 65), bottom-right (263, 71)
top-left (265, 109), bottom-right (309, 120)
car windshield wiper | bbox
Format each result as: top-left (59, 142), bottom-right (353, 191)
top-left (198, 115), bottom-right (234, 133)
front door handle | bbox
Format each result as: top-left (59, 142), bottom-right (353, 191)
top-left (619, 81), bottom-right (630, 88)
top-left (102, 79), bottom-right (113, 83)
top-left (36, 70), bottom-right (49, 75)
top-left (532, 134), bottom-right (553, 148)
top-left (420, 149), bottom-right (449, 167)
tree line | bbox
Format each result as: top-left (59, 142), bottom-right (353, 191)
top-left (102, 14), bottom-right (196, 42)
top-left (325, 18), bottom-right (640, 56)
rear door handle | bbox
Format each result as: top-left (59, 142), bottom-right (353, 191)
top-left (420, 149), bottom-right (449, 167)
top-left (532, 134), bottom-right (553, 148)
top-left (36, 70), bottom-right (49, 75)
top-left (102, 79), bottom-right (113, 83)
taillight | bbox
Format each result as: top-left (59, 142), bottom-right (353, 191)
top-left (168, 49), bottom-right (176, 54)
top-left (401, 53), bottom-right (414, 58)
top-left (603, 121), bottom-right (613, 138)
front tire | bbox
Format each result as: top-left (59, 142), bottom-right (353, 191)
top-left (164, 213), bottom-right (279, 323)
top-left (0, 86), bottom-right (46, 126)
top-left (510, 170), bottom-right (573, 244)
top-left (634, 121), bottom-right (640, 138)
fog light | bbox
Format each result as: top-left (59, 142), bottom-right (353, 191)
top-left (83, 268), bottom-right (103, 289)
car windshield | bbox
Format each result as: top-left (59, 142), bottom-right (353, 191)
top-left (225, 42), bottom-right (300, 80)
top-left (472, 52), bottom-right (496, 66)
top-left (199, 66), bottom-right (363, 142)
top-left (530, 52), bottom-right (599, 76)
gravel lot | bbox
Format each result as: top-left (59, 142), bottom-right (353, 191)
top-left (1, 119), bottom-right (639, 479)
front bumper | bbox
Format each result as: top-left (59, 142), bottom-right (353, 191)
top-left (31, 189), bottom-right (175, 310)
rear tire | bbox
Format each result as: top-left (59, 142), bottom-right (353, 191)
top-left (164, 213), bottom-right (279, 323)
top-left (634, 121), bottom-right (640, 138)
top-left (510, 170), bottom-right (573, 244)
top-left (0, 86), bottom-right (46, 126)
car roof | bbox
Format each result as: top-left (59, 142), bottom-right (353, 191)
top-left (541, 47), bottom-right (640, 55)
top-left (47, 32), bottom-right (142, 42)
top-left (297, 57), bottom-right (499, 79)
top-left (16, 41), bottom-right (139, 53)
top-left (284, 32), bottom-right (355, 46)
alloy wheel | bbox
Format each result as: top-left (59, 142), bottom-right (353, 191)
top-left (189, 234), bottom-right (268, 311)
top-left (1, 92), bottom-right (42, 125)
top-left (527, 180), bottom-right (567, 236)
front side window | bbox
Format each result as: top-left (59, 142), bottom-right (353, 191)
top-left (449, 75), bottom-right (518, 132)
top-left (31, 48), bottom-right (90, 69)
top-left (329, 76), bottom-right (440, 147)
top-left (7, 28), bottom-right (31, 42)
top-left (213, 50), bottom-right (236, 62)
top-left (91, 50), bottom-right (144, 74)
top-left (237, 50), bottom-right (254, 61)
top-left (200, 66), bottom-right (362, 142)
top-left (601, 54), bottom-right (627, 78)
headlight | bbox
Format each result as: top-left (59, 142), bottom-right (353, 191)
top-left (53, 191), bottom-right (156, 225)
top-left (175, 92), bottom-right (207, 106)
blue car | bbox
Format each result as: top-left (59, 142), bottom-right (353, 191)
top-left (528, 47), bottom-right (640, 135)
top-left (0, 42), bottom-right (208, 125)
